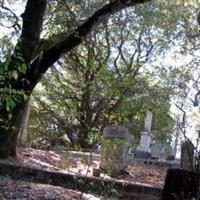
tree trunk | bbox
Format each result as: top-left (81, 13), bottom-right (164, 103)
top-left (161, 168), bottom-right (200, 200)
top-left (17, 99), bottom-right (31, 147)
top-left (0, 100), bottom-right (29, 159)
top-left (76, 126), bottom-right (91, 150)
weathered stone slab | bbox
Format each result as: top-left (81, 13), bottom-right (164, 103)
top-left (180, 140), bottom-right (194, 170)
top-left (151, 143), bottom-right (165, 159)
top-left (136, 132), bottom-right (151, 153)
top-left (100, 125), bottom-right (130, 176)
top-left (67, 151), bottom-right (101, 161)
top-left (134, 151), bottom-right (151, 159)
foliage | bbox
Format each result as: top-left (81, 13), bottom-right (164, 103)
top-left (28, 2), bottom-right (177, 149)
top-left (0, 0), bottom-right (199, 158)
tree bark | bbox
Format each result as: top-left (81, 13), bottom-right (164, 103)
top-left (17, 99), bottom-right (31, 147)
top-left (76, 126), bottom-right (91, 150)
top-left (0, 0), bottom-right (47, 159)
top-left (0, 101), bottom-right (28, 158)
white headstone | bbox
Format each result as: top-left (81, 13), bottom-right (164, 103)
top-left (136, 111), bottom-right (153, 154)
top-left (144, 111), bottom-right (153, 133)
top-left (137, 132), bottom-right (151, 152)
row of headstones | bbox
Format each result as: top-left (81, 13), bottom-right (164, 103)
top-left (100, 124), bottom-right (196, 177)
top-left (100, 111), bottom-right (161, 176)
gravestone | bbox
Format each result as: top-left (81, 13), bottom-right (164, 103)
top-left (166, 147), bottom-right (175, 161)
top-left (53, 145), bottom-right (65, 154)
top-left (100, 125), bottom-right (130, 176)
top-left (151, 143), bottom-right (165, 158)
top-left (180, 140), bottom-right (194, 170)
top-left (135, 111), bottom-right (152, 159)
top-left (144, 111), bottom-right (153, 133)
top-left (137, 132), bottom-right (151, 152)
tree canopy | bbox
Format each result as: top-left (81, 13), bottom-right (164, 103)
top-left (0, 0), bottom-right (200, 158)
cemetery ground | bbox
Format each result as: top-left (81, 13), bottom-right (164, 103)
top-left (0, 147), bottom-right (166, 199)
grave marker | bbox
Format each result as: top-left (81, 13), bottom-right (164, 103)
top-left (180, 140), bottom-right (194, 170)
top-left (135, 111), bottom-right (152, 159)
top-left (100, 125), bottom-right (130, 176)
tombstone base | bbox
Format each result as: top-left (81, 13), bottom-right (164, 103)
top-left (100, 166), bottom-right (129, 178)
top-left (134, 151), bottom-right (151, 159)
top-left (136, 131), bottom-right (151, 153)
top-left (100, 161), bottom-right (127, 177)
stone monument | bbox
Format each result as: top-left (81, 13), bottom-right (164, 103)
top-left (100, 125), bottom-right (130, 176)
top-left (180, 140), bottom-right (194, 170)
top-left (151, 143), bottom-right (165, 159)
top-left (135, 111), bottom-right (152, 159)
top-left (144, 111), bottom-right (153, 133)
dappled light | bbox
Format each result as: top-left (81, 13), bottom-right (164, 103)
top-left (0, 0), bottom-right (200, 199)
top-left (15, 148), bottom-right (165, 187)
top-left (0, 178), bottom-right (99, 200)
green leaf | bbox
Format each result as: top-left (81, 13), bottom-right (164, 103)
top-left (0, 66), bottom-right (4, 74)
top-left (10, 70), bottom-right (18, 80)
top-left (23, 93), bottom-right (28, 101)
top-left (6, 96), bottom-right (16, 111)
top-left (4, 56), bottom-right (11, 70)
top-left (19, 63), bottom-right (27, 74)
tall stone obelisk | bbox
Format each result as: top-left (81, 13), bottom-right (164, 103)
top-left (135, 111), bottom-right (152, 158)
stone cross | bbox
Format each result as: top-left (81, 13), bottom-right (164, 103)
top-left (144, 111), bottom-right (153, 133)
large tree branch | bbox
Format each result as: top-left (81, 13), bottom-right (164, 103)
top-left (20, 0), bottom-right (47, 62)
top-left (1, 0), bottom-right (47, 91)
top-left (27, 0), bottom-right (151, 91)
